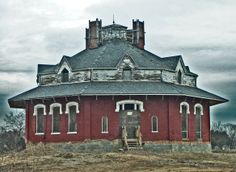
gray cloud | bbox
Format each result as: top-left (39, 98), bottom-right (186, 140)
top-left (0, 0), bottom-right (236, 123)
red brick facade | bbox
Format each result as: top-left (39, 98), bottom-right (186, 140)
top-left (25, 96), bottom-right (210, 143)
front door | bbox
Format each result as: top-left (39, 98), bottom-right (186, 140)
top-left (120, 110), bottom-right (140, 139)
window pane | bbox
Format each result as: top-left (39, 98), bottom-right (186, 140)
top-left (69, 106), bottom-right (77, 132)
top-left (53, 107), bottom-right (60, 133)
top-left (195, 107), bottom-right (201, 139)
top-left (102, 117), bottom-right (108, 133)
top-left (182, 105), bottom-right (188, 139)
top-left (124, 104), bottom-right (134, 110)
top-left (37, 108), bottom-right (44, 133)
top-left (152, 117), bottom-right (157, 132)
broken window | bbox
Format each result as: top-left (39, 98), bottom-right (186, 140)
top-left (68, 105), bottom-right (77, 133)
top-left (61, 68), bottom-right (69, 82)
top-left (151, 116), bottom-right (158, 132)
top-left (101, 116), bottom-right (108, 133)
top-left (52, 106), bottom-right (60, 133)
top-left (36, 107), bottom-right (44, 134)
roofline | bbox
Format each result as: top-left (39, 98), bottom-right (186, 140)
top-left (9, 92), bottom-right (227, 104)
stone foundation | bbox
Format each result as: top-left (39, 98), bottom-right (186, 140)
top-left (35, 140), bottom-right (211, 153)
top-left (143, 141), bottom-right (212, 153)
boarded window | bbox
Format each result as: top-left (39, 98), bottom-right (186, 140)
top-left (61, 68), bottom-right (69, 82)
top-left (151, 116), bottom-right (158, 132)
top-left (123, 69), bottom-right (132, 80)
top-left (68, 105), bottom-right (77, 132)
top-left (36, 108), bottom-right (44, 133)
top-left (52, 106), bottom-right (60, 133)
top-left (195, 107), bottom-right (202, 139)
top-left (101, 116), bottom-right (108, 133)
top-left (181, 105), bottom-right (188, 139)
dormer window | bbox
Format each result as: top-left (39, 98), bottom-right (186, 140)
top-left (123, 68), bottom-right (132, 80)
top-left (61, 68), bottom-right (69, 82)
top-left (177, 70), bottom-right (182, 84)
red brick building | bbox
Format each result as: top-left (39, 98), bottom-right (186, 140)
top-left (9, 19), bottom-right (227, 151)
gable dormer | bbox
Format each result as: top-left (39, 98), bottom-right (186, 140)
top-left (117, 54), bottom-right (137, 70)
top-left (57, 56), bottom-right (72, 83)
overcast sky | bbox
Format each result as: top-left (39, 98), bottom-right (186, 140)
top-left (0, 0), bottom-right (235, 123)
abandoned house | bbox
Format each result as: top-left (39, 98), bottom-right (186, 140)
top-left (8, 18), bottom-right (227, 151)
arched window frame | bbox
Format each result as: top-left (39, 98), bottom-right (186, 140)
top-left (33, 104), bottom-right (46, 135)
top-left (65, 102), bottom-right (79, 134)
top-left (101, 116), bottom-right (109, 134)
top-left (151, 116), bottom-right (158, 133)
top-left (180, 101), bottom-right (189, 140)
top-left (61, 68), bottom-right (69, 82)
top-left (180, 102), bottom-right (190, 114)
top-left (65, 102), bottom-right (79, 114)
top-left (194, 103), bottom-right (204, 115)
top-left (115, 100), bottom-right (144, 112)
top-left (49, 103), bottom-right (62, 115)
top-left (194, 103), bottom-right (203, 139)
top-left (33, 104), bottom-right (46, 116)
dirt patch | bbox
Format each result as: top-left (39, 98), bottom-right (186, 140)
top-left (0, 144), bottom-right (236, 172)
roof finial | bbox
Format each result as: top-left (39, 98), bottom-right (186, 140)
top-left (113, 14), bottom-right (115, 24)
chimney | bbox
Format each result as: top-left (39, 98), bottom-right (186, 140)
top-left (132, 19), bottom-right (145, 49)
top-left (86, 18), bottom-right (102, 49)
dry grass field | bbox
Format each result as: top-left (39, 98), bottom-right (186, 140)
top-left (0, 144), bottom-right (236, 172)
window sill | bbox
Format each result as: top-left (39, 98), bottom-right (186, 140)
top-left (67, 132), bottom-right (77, 135)
top-left (182, 138), bottom-right (189, 141)
top-left (51, 132), bottom-right (61, 135)
top-left (101, 132), bottom-right (108, 134)
top-left (152, 131), bottom-right (158, 133)
top-left (35, 133), bottom-right (44, 135)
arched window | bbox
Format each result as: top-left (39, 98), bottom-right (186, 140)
top-left (177, 70), bottom-right (182, 84)
top-left (61, 68), bottom-right (69, 82)
top-left (180, 102), bottom-right (190, 139)
top-left (66, 102), bottom-right (79, 134)
top-left (101, 116), bottom-right (108, 133)
top-left (33, 104), bottom-right (46, 135)
top-left (49, 103), bottom-right (62, 134)
top-left (151, 116), bottom-right (158, 133)
top-left (194, 104), bottom-right (203, 139)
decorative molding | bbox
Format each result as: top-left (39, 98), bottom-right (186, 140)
top-left (49, 103), bottom-right (62, 115)
top-left (33, 104), bottom-right (46, 116)
top-left (194, 103), bottom-right (204, 115)
top-left (115, 100), bottom-right (144, 112)
top-left (65, 101), bottom-right (79, 114)
top-left (180, 101), bottom-right (190, 114)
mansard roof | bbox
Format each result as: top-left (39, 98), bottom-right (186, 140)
top-left (38, 40), bottom-right (196, 76)
top-left (9, 81), bottom-right (227, 108)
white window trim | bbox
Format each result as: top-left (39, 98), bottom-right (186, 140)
top-left (34, 104), bottom-right (46, 135)
top-left (66, 102), bottom-right (78, 133)
top-left (49, 103), bottom-right (63, 115)
top-left (180, 102), bottom-right (190, 114)
top-left (151, 116), bottom-right (158, 133)
top-left (51, 132), bottom-right (61, 135)
top-left (101, 116), bottom-right (109, 134)
top-left (65, 101), bottom-right (79, 114)
top-left (35, 133), bottom-right (44, 136)
top-left (115, 100), bottom-right (144, 112)
top-left (33, 104), bottom-right (46, 116)
top-left (194, 103), bottom-right (204, 115)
